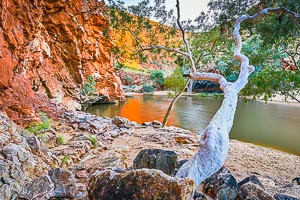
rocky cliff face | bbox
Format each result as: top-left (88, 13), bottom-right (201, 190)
top-left (0, 0), bottom-right (124, 125)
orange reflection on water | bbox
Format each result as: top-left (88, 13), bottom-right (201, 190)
top-left (119, 95), bottom-right (178, 126)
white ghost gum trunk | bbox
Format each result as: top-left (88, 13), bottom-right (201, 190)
top-left (176, 7), bottom-right (299, 189)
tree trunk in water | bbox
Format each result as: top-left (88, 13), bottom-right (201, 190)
top-left (162, 80), bottom-right (190, 127)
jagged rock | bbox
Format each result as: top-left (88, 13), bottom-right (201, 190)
top-left (274, 193), bottom-right (299, 200)
top-left (238, 182), bottom-right (275, 200)
top-left (112, 116), bottom-right (130, 128)
top-left (203, 166), bottom-right (238, 200)
top-left (49, 168), bottom-right (75, 199)
top-left (75, 183), bottom-right (89, 200)
top-left (0, 112), bottom-right (56, 199)
top-left (238, 175), bottom-right (265, 190)
top-left (133, 149), bottom-right (178, 176)
top-left (88, 169), bottom-right (194, 200)
top-left (19, 175), bottom-right (54, 200)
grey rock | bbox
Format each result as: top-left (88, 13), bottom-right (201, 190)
top-left (112, 116), bottom-right (130, 128)
top-left (49, 168), bottom-right (75, 199)
top-left (203, 166), bottom-right (238, 200)
top-left (238, 175), bottom-right (265, 190)
top-left (19, 175), bottom-right (54, 200)
top-left (88, 169), bottom-right (194, 200)
top-left (238, 182), bottom-right (275, 200)
top-left (133, 149), bottom-right (178, 176)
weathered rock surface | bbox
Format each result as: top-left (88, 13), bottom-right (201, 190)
top-left (238, 175), bottom-right (265, 190)
top-left (0, 0), bottom-right (123, 126)
top-left (49, 168), bottom-right (75, 199)
top-left (203, 166), bottom-right (238, 200)
top-left (133, 149), bottom-right (178, 175)
top-left (88, 169), bottom-right (194, 200)
top-left (238, 182), bottom-right (275, 200)
top-left (0, 111), bottom-right (57, 200)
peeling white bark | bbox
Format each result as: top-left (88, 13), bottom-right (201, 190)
top-left (176, 7), bottom-right (298, 190)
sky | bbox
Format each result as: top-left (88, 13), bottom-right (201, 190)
top-left (107, 0), bottom-right (210, 20)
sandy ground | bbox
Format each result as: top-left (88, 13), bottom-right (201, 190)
top-left (107, 126), bottom-right (300, 198)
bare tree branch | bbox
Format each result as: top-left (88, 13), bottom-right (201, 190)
top-left (189, 72), bottom-right (228, 91)
top-left (176, 0), bottom-right (196, 72)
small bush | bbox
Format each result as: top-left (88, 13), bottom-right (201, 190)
top-left (80, 75), bottom-right (96, 96)
top-left (61, 155), bottom-right (70, 166)
top-left (142, 84), bottom-right (154, 94)
top-left (87, 135), bottom-right (98, 147)
top-left (57, 136), bottom-right (64, 145)
top-left (26, 112), bottom-right (51, 134)
top-left (122, 75), bottom-right (134, 85)
top-left (150, 70), bottom-right (165, 89)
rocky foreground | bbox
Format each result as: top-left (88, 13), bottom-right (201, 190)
top-left (0, 110), bottom-right (299, 199)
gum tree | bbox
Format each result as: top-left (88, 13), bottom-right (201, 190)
top-left (107, 0), bottom-right (299, 189)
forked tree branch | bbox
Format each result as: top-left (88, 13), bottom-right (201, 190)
top-left (176, 7), bottom-right (299, 191)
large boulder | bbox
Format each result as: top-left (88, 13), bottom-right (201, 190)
top-left (238, 182), bottom-right (275, 200)
top-left (203, 166), bottom-right (238, 200)
top-left (133, 149), bottom-right (178, 176)
top-left (88, 169), bottom-right (194, 200)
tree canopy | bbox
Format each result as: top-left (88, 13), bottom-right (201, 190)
top-left (107, 0), bottom-right (299, 102)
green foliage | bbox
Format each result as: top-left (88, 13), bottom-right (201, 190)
top-left (26, 112), bottom-right (51, 134)
top-left (142, 84), bottom-right (154, 94)
top-left (114, 62), bottom-right (126, 71)
top-left (241, 69), bottom-right (300, 102)
top-left (150, 70), bottom-right (165, 89)
top-left (122, 75), bottom-right (134, 84)
top-left (167, 91), bottom-right (175, 98)
top-left (57, 136), bottom-right (64, 145)
top-left (87, 135), bottom-right (98, 147)
top-left (165, 67), bottom-right (186, 94)
top-left (61, 155), bottom-right (70, 166)
top-left (80, 75), bottom-right (96, 96)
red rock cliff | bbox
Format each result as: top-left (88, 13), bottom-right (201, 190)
top-left (0, 0), bottom-right (124, 125)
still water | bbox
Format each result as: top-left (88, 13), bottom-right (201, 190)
top-left (86, 95), bottom-right (300, 155)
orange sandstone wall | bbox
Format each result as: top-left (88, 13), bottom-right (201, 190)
top-left (0, 0), bottom-right (124, 125)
